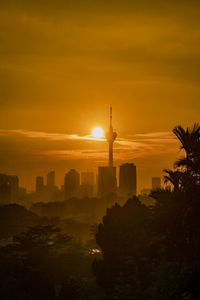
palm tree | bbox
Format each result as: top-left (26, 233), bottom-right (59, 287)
top-left (173, 123), bottom-right (200, 174)
top-left (163, 169), bottom-right (182, 192)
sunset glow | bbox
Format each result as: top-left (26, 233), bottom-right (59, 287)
top-left (0, 0), bottom-right (200, 192)
top-left (92, 127), bottom-right (104, 139)
top-left (0, 1), bottom-right (200, 297)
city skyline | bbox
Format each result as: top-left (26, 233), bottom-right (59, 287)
top-left (0, 124), bottom-right (178, 192)
top-left (0, 110), bottom-right (175, 193)
top-left (1, 1), bottom-right (200, 298)
top-left (1, 0), bottom-right (199, 191)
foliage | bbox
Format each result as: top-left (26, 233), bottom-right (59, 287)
top-left (94, 124), bottom-right (200, 300)
top-left (1, 123), bottom-right (200, 299)
top-left (0, 224), bottom-right (98, 299)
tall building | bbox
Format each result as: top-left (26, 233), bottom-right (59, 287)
top-left (8, 175), bottom-right (19, 201)
top-left (98, 166), bottom-right (117, 197)
top-left (80, 171), bottom-right (94, 197)
top-left (81, 172), bottom-right (94, 186)
top-left (36, 176), bottom-right (44, 193)
top-left (0, 174), bottom-right (19, 204)
top-left (47, 171), bottom-right (55, 188)
top-left (152, 177), bottom-right (161, 190)
top-left (64, 169), bottom-right (80, 199)
top-left (119, 163), bottom-right (137, 196)
top-left (0, 174), bottom-right (12, 204)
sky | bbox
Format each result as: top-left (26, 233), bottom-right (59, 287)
top-left (0, 0), bottom-right (200, 191)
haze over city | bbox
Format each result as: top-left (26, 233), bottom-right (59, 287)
top-left (1, 0), bottom-right (200, 191)
top-left (1, 1), bottom-right (200, 299)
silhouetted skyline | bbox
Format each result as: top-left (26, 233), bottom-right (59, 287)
top-left (0, 0), bottom-right (199, 191)
top-left (0, 1), bottom-right (200, 298)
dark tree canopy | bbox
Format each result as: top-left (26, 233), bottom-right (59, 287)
top-left (94, 124), bottom-right (200, 300)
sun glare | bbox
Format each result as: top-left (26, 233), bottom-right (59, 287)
top-left (92, 127), bottom-right (104, 138)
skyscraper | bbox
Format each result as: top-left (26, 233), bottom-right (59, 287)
top-left (64, 169), bottom-right (80, 199)
top-left (0, 174), bottom-right (19, 204)
top-left (119, 163), bottom-right (137, 197)
top-left (47, 171), bottom-right (55, 188)
top-left (81, 172), bottom-right (94, 186)
top-left (36, 176), bottom-right (44, 193)
top-left (98, 166), bottom-right (117, 197)
top-left (8, 175), bottom-right (19, 202)
top-left (80, 171), bottom-right (95, 198)
top-left (152, 177), bottom-right (161, 190)
top-left (0, 174), bottom-right (11, 204)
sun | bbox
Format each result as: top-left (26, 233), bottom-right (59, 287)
top-left (92, 127), bottom-right (104, 138)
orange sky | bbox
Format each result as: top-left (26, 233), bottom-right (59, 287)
top-left (0, 0), bottom-right (200, 191)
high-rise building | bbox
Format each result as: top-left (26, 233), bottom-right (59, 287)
top-left (81, 172), bottom-right (94, 186)
top-left (36, 176), bottom-right (44, 193)
top-left (8, 175), bottom-right (19, 201)
top-left (47, 171), bottom-right (55, 188)
top-left (152, 177), bottom-right (161, 190)
top-left (80, 171), bottom-right (95, 198)
top-left (98, 166), bottom-right (117, 197)
top-left (119, 163), bottom-right (137, 196)
top-left (64, 169), bottom-right (80, 199)
top-left (0, 174), bottom-right (19, 204)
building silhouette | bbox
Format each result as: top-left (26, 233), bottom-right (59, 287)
top-left (47, 171), bottom-right (55, 188)
top-left (119, 163), bottom-right (137, 196)
top-left (9, 175), bottom-right (19, 201)
top-left (106, 106), bottom-right (117, 167)
top-left (98, 106), bottom-right (117, 197)
top-left (0, 174), bottom-right (19, 204)
top-left (81, 171), bottom-right (94, 186)
top-left (64, 169), bottom-right (80, 199)
top-left (98, 166), bottom-right (117, 197)
top-left (152, 177), bottom-right (161, 189)
top-left (80, 171), bottom-right (94, 198)
top-left (35, 176), bottom-right (44, 193)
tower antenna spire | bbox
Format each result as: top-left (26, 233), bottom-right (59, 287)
top-left (106, 106), bottom-right (117, 167)
top-left (110, 105), bottom-right (112, 128)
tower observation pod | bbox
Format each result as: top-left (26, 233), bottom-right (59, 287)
top-left (106, 106), bottom-right (117, 167)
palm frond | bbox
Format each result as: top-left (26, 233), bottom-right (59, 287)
top-left (174, 157), bottom-right (188, 168)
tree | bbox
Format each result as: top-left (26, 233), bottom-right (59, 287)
top-left (173, 124), bottom-right (200, 160)
top-left (94, 197), bottom-right (151, 299)
top-left (93, 124), bottom-right (200, 299)
top-left (163, 169), bottom-right (182, 192)
top-left (173, 124), bottom-right (200, 176)
top-left (0, 225), bottom-right (72, 300)
top-left (164, 124), bottom-right (200, 192)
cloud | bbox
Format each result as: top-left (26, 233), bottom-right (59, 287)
top-left (0, 128), bottom-right (178, 161)
top-left (0, 0), bottom-right (198, 192)
top-left (0, 0), bottom-right (200, 137)
top-left (133, 131), bottom-right (174, 138)
top-left (0, 127), bottom-right (180, 190)
top-left (0, 129), bottom-right (106, 142)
